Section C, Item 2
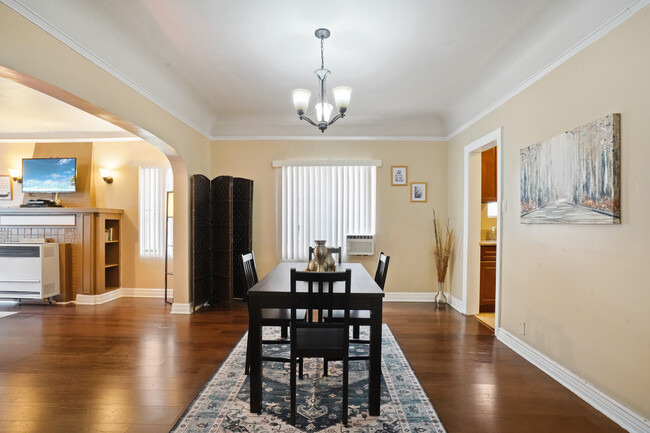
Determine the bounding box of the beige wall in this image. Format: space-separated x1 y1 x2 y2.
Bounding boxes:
0 141 170 289
447 6 650 418
211 140 447 293
0 3 212 304
0 142 34 206
93 141 170 289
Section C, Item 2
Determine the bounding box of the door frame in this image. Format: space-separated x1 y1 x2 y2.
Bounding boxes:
462 127 503 335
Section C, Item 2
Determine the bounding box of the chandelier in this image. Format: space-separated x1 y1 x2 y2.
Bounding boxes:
291 28 352 133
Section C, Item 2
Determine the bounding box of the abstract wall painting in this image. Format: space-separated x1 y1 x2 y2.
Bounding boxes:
410 182 427 202
520 113 620 224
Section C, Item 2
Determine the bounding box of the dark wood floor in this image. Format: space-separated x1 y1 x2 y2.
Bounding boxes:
0 299 626 433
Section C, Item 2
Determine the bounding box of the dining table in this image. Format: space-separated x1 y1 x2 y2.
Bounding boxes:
247 261 385 416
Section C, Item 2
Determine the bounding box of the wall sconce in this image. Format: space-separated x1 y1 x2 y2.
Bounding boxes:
99 168 113 184
8 169 22 183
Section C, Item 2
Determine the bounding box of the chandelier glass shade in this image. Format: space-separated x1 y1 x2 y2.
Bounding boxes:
292 28 352 132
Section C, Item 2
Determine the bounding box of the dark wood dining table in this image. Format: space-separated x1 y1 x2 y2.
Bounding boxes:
247 262 384 416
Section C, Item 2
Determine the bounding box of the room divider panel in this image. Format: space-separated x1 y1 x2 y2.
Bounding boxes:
191 175 253 308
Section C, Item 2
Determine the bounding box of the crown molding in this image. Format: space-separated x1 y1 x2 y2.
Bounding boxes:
446 0 650 141
2 0 213 139
5 0 648 144
210 135 447 142
0 136 143 143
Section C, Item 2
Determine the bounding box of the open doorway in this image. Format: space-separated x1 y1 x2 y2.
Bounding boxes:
461 128 502 335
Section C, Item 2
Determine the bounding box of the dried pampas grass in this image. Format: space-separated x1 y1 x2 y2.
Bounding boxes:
433 210 455 283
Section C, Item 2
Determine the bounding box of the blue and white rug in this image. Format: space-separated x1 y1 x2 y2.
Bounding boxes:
172 324 446 433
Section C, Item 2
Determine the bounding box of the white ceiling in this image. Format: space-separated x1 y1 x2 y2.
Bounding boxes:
1 0 645 140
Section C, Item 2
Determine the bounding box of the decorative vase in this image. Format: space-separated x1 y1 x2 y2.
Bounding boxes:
434 281 447 307
307 259 318 272
324 249 336 272
314 240 328 272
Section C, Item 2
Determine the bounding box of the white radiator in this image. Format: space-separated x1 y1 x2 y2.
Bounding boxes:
0 243 60 300
346 235 374 256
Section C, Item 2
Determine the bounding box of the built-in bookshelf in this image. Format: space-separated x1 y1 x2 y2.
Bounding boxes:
101 215 121 292
0 208 123 301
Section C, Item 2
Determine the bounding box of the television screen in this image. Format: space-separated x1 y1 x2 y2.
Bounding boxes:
22 158 77 193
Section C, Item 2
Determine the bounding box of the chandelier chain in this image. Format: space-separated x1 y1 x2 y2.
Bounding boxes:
320 36 325 69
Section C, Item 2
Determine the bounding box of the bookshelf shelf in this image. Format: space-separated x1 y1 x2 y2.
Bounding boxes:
98 214 121 293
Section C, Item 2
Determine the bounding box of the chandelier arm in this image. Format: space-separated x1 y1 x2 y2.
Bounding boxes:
327 113 345 126
300 115 320 128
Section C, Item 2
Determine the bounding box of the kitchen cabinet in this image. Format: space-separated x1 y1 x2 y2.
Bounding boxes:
480 244 496 312
481 147 497 202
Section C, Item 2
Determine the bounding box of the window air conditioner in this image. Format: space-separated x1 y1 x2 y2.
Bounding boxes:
346 235 374 256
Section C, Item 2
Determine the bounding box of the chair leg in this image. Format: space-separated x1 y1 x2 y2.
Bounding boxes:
342 357 349 425
299 357 304 380
323 359 328 377
281 324 288 339
353 324 360 339
290 355 297 425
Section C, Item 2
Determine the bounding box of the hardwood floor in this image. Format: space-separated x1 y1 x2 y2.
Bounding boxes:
0 299 626 433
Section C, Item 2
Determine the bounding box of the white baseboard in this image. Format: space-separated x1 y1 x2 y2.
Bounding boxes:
171 302 193 314
120 288 173 298
498 329 650 433
448 294 465 314
383 292 435 302
76 289 121 305
75 288 173 305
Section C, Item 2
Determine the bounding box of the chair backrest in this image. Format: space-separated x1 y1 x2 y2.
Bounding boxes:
308 245 342 264
241 252 258 290
290 268 352 326
374 252 390 290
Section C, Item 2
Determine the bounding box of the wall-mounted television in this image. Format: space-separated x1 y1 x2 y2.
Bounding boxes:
22 158 77 193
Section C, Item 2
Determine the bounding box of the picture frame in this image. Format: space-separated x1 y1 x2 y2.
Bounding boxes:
410 182 427 202
0 175 12 200
391 166 408 186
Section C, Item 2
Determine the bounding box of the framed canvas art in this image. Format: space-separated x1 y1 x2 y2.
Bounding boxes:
520 113 620 224
410 182 427 202
391 166 408 186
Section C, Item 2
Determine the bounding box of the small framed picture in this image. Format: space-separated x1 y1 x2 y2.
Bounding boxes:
410 182 427 202
0 175 12 200
391 166 408 186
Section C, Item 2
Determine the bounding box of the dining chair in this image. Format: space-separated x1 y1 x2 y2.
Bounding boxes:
290 268 352 426
308 245 342 264
242 252 304 375
350 251 390 339
323 252 389 369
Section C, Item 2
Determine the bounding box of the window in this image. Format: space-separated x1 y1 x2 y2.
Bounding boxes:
487 201 498 218
139 166 173 258
279 162 377 260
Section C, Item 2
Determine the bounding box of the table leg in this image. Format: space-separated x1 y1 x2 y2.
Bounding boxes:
248 296 262 413
369 297 382 416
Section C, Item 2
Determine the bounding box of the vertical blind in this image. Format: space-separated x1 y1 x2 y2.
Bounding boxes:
281 165 376 260
139 166 173 258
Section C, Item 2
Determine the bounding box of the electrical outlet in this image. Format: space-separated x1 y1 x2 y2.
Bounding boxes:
501 200 508 213
520 321 526 336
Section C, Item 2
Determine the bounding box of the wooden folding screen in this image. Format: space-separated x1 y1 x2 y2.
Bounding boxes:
191 175 212 308
191 175 253 307
232 178 253 299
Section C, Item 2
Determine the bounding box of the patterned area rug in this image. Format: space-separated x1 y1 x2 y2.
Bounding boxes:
172 324 446 433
